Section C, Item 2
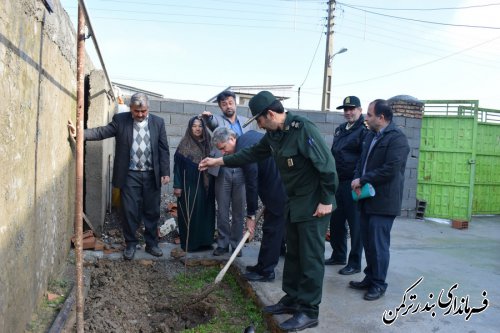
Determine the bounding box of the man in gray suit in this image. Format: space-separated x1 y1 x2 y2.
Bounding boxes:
68 93 170 260
201 90 250 256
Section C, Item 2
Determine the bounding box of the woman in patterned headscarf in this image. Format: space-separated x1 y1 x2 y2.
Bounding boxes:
173 116 215 252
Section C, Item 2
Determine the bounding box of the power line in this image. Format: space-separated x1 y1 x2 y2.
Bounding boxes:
113 77 228 88
299 26 325 87
99 0 324 13
337 2 500 11
68 15 324 32
338 3 500 30
334 35 500 87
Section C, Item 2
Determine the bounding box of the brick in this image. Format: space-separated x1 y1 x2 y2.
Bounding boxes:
151 112 170 125
304 112 327 123
161 101 183 113
148 99 161 112
204 104 220 113
170 114 193 125
184 102 205 114
406 117 422 128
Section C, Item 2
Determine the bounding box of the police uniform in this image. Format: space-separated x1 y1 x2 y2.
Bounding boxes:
223 112 338 319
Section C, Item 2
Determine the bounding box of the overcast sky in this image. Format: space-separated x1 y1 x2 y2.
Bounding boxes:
60 0 500 112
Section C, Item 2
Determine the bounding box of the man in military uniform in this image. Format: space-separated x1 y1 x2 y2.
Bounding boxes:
325 96 368 276
199 91 338 332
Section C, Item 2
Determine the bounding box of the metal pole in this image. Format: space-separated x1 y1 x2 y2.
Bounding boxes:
77 0 116 101
75 4 86 332
321 0 335 111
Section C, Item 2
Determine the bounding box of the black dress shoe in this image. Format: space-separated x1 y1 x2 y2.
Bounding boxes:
123 245 136 260
246 264 262 273
324 257 346 265
364 286 386 301
339 266 361 275
263 302 298 315
349 280 371 290
279 312 318 332
213 247 229 256
243 271 275 282
145 246 163 257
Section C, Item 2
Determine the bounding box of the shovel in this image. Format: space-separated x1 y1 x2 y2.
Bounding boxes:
179 208 263 308
178 231 250 308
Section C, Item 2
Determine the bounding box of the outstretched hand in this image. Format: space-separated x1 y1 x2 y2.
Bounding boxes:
198 157 223 171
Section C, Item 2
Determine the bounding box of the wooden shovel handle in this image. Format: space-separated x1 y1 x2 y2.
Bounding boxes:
214 231 250 284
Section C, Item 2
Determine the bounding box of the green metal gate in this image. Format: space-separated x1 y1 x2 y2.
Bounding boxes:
417 100 500 221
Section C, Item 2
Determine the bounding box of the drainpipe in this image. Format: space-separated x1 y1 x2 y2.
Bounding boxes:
75 3 86 332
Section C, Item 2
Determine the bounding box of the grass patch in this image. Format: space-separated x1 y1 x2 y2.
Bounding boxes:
175 267 266 333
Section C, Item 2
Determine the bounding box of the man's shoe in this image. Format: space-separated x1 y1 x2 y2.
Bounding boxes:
123 245 136 260
349 280 371 290
279 312 318 332
263 302 298 315
246 264 262 273
339 266 361 275
145 246 163 257
324 257 346 265
243 271 275 282
213 247 228 256
364 286 386 301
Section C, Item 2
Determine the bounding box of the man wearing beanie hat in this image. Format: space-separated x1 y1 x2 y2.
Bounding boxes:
199 91 338 332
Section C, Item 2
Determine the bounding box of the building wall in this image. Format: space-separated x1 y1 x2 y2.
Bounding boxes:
144 97 419 217
0 1 93 331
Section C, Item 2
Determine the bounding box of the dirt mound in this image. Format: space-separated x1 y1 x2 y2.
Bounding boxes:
82 259 259 332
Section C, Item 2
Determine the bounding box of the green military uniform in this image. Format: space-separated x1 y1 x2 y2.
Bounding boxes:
223 112 338 318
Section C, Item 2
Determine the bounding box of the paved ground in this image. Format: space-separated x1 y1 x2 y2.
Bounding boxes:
87 216 500 333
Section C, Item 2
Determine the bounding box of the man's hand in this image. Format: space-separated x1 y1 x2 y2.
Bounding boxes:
198 157 224 171
161 176 170 185
313 203 333 218
351 178 361 190
200 111 212 118
173 188 182 197
67 120 76 140
246 216 256 241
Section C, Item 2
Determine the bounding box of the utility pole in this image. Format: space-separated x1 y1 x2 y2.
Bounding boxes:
321 0 335 111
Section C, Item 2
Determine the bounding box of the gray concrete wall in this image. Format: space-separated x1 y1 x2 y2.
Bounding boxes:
0 1 93 331
85 70 115 234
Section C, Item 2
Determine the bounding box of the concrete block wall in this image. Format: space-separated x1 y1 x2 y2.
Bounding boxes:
85 70 115 234
389 95 424 218
0 1 94 332
146 98 420 219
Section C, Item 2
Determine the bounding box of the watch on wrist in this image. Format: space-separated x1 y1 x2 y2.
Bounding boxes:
247 215 255 220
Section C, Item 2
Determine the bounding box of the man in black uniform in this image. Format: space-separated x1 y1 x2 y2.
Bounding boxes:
325 96 368 276
211 127 287 282
199 91 338 332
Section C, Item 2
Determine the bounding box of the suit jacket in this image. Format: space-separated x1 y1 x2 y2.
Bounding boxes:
236 130 287 217
84 112 170 189
354 121 409 216
205 113 252 135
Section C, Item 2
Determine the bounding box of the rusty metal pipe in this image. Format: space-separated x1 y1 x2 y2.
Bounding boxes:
75 4 86 332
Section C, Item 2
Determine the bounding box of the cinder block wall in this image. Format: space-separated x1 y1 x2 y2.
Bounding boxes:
389 95 424 218
85 70 115 234
146 97 419 217
0 1 93 331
